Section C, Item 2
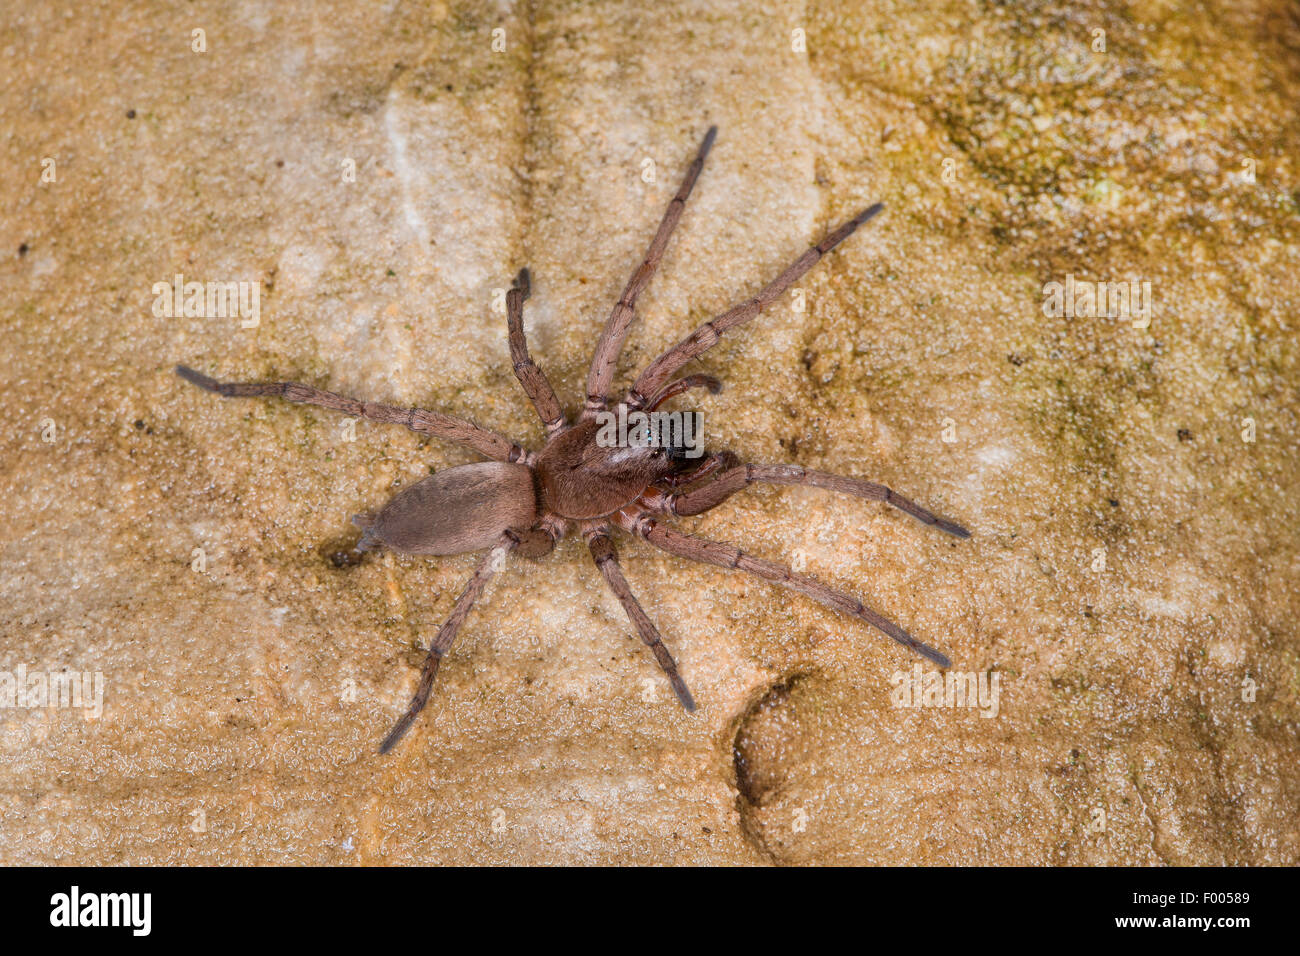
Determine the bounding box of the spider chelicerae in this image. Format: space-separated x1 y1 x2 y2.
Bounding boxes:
176 125 970 753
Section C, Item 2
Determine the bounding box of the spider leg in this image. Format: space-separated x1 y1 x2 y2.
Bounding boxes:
584 525 696 711
660 463 970 538
378 531 518 754
515 513 570 559
614 510 951 668
175 365 528 464
506 268 566 437
657 450 740 490
583 126 718 420
633 373 722 413
630 203 884 403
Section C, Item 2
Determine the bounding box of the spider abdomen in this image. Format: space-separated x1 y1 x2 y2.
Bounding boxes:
354 461 538 555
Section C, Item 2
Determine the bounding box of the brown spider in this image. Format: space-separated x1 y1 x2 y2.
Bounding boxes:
176 125 969 754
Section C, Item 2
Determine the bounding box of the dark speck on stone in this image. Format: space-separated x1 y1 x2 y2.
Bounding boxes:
18 243 28 256
126 109 136 119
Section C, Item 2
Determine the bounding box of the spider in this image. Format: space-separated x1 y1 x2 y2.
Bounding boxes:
176 125 970 754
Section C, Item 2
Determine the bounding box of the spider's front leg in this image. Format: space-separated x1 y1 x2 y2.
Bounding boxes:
630 203 885 403
583 126 719 419
651 450 739 492
626 373 722 413
658 463 970 537
613 510 952 668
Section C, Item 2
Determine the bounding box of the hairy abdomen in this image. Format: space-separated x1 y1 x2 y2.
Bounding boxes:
355 462 537 555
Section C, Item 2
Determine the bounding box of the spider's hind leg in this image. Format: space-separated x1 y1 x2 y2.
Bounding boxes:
174 365 525 463
584 525 696 711
378 531 519 754
506 269 566 437
515 526 556 559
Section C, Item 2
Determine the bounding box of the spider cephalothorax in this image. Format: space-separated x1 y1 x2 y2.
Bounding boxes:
176 125 969 753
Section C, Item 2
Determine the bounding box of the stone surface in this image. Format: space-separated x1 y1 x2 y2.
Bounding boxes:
1 0 1297 864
